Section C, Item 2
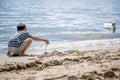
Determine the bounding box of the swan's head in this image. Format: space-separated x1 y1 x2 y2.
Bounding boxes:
112 22 115 28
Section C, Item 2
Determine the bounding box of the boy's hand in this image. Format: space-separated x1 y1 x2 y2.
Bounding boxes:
44 40 49 44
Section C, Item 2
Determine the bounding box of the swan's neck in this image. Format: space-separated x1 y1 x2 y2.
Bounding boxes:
112 23 115 28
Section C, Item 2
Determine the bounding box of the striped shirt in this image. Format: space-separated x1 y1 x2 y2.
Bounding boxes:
8 31 31 47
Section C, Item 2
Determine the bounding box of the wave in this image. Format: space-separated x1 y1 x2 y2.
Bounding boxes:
27 38 120 55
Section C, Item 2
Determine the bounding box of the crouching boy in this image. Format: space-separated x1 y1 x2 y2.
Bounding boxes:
7 23 49 56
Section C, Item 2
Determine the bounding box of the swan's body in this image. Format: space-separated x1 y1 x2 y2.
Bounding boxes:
104 22 115 29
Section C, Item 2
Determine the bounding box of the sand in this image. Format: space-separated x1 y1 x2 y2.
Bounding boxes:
0 47 120 80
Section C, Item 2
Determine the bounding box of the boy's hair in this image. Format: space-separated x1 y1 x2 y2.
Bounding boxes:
17 23 26 31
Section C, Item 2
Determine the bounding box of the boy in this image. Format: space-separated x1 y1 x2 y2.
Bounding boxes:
6 23 49 56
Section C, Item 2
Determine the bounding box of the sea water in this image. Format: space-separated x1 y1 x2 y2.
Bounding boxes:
0 0 120 54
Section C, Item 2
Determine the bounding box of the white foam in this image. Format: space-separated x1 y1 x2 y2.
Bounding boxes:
27 38 120 55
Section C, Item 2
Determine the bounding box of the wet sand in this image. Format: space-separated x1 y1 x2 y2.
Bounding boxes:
0 47 120 80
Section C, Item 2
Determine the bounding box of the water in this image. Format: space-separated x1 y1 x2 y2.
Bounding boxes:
0 0 120 54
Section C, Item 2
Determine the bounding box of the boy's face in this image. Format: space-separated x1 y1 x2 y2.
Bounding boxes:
24 27 27 31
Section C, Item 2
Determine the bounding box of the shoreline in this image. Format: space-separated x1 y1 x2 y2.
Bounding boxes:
26 38 120 55
1 38 120 55
0 47 120 80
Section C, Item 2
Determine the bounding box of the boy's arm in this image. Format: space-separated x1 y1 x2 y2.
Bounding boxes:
30 36 49 44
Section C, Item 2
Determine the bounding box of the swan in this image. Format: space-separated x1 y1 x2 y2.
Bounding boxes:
104 22 116 33
104 22 115 29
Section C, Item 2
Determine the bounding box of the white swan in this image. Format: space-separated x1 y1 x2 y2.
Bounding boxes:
104 22 116 32
104 22 115 29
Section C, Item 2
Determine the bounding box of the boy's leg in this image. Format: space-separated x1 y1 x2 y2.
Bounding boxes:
7 46 19 56
20 38 32 56
7 38 32 56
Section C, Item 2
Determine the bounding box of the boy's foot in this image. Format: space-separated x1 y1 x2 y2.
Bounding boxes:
6 52 11 56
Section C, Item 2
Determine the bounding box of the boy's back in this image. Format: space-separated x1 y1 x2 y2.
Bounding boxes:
8 31 31 47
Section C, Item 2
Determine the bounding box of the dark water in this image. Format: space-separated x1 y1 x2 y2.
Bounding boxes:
0 0 120 54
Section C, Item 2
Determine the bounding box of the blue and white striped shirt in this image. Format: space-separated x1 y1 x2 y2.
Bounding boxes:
8 31 31 47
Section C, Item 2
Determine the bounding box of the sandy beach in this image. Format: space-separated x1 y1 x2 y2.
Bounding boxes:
0 47 120 80
0 0 120 80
